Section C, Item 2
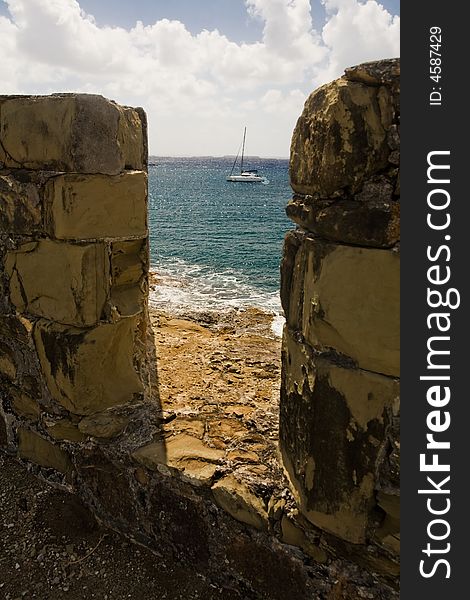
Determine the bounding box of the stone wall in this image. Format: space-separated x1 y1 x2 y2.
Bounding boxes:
0 90 399 598
0 93 149 475
280 59 400 558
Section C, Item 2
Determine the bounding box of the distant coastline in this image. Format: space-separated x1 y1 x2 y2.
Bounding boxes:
148 154 289 162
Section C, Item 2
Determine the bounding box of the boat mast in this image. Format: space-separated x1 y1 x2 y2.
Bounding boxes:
240 126 246 174
229 139 242 176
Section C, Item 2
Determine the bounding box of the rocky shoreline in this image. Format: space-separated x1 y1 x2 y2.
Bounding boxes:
148 305 285 492
148 270 285 339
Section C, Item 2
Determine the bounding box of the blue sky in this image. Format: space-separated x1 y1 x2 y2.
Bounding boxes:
82 0 399 32
0 0 399 40
0 1 400 156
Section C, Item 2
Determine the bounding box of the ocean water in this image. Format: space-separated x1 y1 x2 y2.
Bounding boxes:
148 157 293 329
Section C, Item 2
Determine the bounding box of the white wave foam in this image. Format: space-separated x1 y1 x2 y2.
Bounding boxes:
149 258 284 336
271 314 285 338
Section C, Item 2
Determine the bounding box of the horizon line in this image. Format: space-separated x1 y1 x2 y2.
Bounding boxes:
148 154 290 160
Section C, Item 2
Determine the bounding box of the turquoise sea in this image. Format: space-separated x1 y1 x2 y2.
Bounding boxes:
148 157 293 325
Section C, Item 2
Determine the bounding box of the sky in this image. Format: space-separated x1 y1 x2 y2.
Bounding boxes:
0 0 400 157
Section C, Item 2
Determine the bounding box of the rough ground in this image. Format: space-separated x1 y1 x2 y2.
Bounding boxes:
1 308 284 599
0 452 245 600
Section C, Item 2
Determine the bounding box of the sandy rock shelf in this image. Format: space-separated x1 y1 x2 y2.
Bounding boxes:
147 308 292 520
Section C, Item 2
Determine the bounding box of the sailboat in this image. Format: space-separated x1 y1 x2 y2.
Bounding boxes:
226 127 265 183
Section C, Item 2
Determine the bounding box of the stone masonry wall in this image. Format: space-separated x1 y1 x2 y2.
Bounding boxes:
0 91 399 599
280 59 400 556
0 93 149 475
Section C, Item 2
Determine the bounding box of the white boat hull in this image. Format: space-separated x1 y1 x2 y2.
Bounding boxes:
226 174 264 183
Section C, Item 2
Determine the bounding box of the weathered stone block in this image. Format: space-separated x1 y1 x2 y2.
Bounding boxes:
110 239 146 317
280 230 304 331
46 419 85 442
305 240 399 375
286 190 399 248
344 58 400 89
11 390 40 421
0 315 44 397
280 515 327 562
110 285 145 318
0 314 32 348
0 94 145 174
290 67 398 197
34 316 144 415
212 475 268 531
111 240 146 286
45 172 147 240
18 428 72 474
375 491 400 554
5 239 108 327
0 171 44 235
282 234 400 376
280 329 399 543
133 433 223 486
78 411 129 439
0 344 17 380
377 491 400 521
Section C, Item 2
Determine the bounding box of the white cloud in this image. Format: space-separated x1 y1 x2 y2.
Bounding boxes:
246 0 325 61
0 0 399 156
259 88 307 116
319 0 400 82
